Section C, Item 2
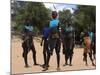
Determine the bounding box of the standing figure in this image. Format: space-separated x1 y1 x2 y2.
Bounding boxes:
88 31 96 60
92 32 96 60
62 21 75 66
40 24 50 68
83 31 95 66
43 11 61 71
22 18 38 67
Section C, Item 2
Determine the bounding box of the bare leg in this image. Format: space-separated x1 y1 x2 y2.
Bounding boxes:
31 44 38 65
83 53 88 66
22 42 29 67
89 53 95 66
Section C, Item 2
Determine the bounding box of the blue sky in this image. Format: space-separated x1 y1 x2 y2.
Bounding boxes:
44 3 77 13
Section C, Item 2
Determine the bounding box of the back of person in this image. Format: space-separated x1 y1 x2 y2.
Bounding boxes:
84 37 91 49
42 27 49 40
84 32 91 51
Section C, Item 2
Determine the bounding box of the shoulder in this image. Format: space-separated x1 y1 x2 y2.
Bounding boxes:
24 25 28 29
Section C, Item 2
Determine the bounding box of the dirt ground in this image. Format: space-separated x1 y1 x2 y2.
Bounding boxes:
11 37 96 74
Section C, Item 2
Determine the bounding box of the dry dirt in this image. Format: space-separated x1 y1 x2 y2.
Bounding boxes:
11 37 96 74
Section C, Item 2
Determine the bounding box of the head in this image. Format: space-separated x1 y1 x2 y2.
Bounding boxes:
84 31 89 37
25 18 31 26
52 11 58 19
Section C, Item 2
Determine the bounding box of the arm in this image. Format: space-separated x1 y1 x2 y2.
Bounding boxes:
40 29 44 46
21 26 26 40
57 22 62 39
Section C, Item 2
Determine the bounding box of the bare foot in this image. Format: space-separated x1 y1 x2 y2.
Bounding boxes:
69 64 72 66
25 65 30 68
40 64 46 68
85 63 88 66
57 67 60 71
63 63 68 66
92 63 96 66
34 63 40 66
42 67 48 71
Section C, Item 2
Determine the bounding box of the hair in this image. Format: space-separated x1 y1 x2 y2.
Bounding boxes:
84 32 89 37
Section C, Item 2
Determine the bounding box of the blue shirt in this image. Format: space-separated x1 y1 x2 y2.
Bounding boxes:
89 32 93 42
42 27 50 39
65 25 73 32
49 19 59 28
25 26 33 32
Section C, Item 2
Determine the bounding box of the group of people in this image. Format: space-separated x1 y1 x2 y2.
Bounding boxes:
21 11 96 71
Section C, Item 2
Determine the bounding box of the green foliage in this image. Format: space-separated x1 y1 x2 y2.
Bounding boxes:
74 5 96 32
11 1 96 36
12 1 51 34
59 9 72 24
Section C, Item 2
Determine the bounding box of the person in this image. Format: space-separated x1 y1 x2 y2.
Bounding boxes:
62 21 75 66
40 24 50 68
22 18 38 67
92 32 96 60
83 31 95 66
43 11 61 71
88 30 96 60
88 30 93 43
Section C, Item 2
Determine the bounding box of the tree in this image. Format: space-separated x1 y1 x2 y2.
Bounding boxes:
11 1 51 34
59 9 72 24
73 5 96 32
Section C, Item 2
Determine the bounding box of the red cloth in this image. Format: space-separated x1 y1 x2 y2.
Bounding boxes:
84 37 91 49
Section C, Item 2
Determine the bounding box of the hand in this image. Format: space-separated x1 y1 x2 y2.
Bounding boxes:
40 43 42 46
63 49 65 54
49 50 53 55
